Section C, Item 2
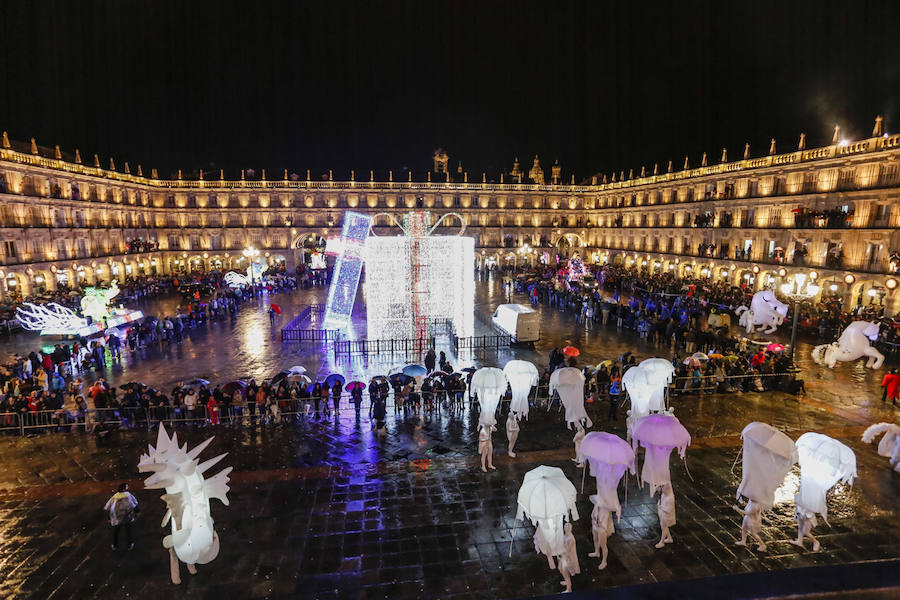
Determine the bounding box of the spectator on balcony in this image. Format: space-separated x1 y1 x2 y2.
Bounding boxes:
889 251 900 273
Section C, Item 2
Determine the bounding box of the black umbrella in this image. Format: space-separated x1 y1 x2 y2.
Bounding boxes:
388 373 412 386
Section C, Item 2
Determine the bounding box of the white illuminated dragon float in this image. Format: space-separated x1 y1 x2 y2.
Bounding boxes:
735 290 788 334
139 425 232 584
16 302 88 333
811 321 884 369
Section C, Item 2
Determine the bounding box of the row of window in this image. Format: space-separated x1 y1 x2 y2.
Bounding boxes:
3 156 899 211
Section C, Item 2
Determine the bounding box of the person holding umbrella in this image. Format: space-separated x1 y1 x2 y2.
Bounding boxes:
369 380 387 436
346 381 365 418
331 381 342 416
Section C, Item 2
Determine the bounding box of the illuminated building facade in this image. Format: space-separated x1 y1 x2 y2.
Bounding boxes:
1 117 899 312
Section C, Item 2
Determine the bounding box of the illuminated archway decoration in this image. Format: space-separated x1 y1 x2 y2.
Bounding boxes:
323 211 373 329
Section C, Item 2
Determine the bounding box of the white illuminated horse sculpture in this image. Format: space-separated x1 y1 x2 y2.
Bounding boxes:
811 321 884 369
735 290 788 334
862 423 900 472
139 425 232 584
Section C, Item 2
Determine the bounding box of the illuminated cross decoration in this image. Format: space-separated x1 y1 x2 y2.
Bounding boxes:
322 211 373 329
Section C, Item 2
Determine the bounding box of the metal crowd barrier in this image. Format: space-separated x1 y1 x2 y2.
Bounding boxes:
0 373 802 437
281 304 334 342
452 334 514 350
333 337 437 358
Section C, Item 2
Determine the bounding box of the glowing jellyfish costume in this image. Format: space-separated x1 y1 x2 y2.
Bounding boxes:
503 360 539 420
550 367 591 429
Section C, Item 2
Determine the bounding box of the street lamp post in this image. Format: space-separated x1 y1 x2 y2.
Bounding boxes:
242 246 260 286
780 272 820 363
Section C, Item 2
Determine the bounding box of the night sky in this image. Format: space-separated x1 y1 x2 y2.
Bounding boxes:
1 0 898 181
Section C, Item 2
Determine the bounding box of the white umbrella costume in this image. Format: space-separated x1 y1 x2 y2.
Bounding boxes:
637 358 676 412
632 413 691 548
471 367 508 429
623 359 675 440
793 432 857 550
515 466 579 587
503 360 539 420
580 432 636 569
733 422 797 551
622 366 653 440
549 367 592 429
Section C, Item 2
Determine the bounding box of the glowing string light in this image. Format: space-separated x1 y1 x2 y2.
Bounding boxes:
323 211 372 329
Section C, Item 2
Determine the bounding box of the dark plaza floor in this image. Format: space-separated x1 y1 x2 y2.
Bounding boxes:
0 278 898 599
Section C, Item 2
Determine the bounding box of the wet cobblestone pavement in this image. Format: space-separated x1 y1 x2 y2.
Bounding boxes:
0 277 898 598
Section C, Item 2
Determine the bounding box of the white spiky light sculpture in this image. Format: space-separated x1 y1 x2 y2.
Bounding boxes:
139 424 232 584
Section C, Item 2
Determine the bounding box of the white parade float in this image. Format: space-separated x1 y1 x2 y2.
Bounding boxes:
735 290 789 334
811 321 885 369
862 423 900 472
16 280 142 336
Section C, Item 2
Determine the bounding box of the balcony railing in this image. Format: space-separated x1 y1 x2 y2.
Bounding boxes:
594 246 894 276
